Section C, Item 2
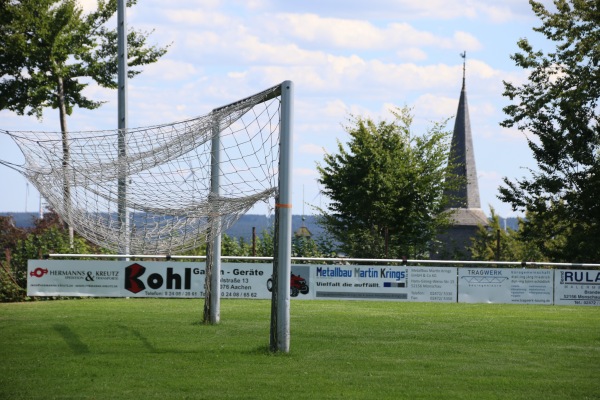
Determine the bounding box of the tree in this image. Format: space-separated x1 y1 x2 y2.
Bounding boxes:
499 0 600 262
1 210 100 302
0 216 27 252
469 207 545 262
0 216 28 302
317 107 459 259
0 0 168 122
0 0 169 239
292 236 324 260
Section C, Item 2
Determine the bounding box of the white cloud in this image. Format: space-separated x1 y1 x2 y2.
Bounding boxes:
260 0 547 22
322 100 350 119
143 59 198 81
299 144 326 156
367 61 459 90
238 0 268 10
164 9 231 26
397 48 428 61
78 0 98 14
473 102 496 118
180 31 222 50
468 59 499 80
80 82 114 103
276 14 384 49
163 0 222 12
227 71 247 79
478 5 516 23
294 167 319 177
270 14 482 52
496 126 530 143
414 94 457 120
478 169 503 185
452 31 482 51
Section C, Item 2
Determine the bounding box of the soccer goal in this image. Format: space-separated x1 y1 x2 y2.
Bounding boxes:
1 81 294 352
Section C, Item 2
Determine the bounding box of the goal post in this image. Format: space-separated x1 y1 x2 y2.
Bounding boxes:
204 81 294 351
270 81 293 352
0 80 295 352
204 118 222 325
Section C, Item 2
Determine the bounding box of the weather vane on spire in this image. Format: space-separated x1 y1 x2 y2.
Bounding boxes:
460 51 466 82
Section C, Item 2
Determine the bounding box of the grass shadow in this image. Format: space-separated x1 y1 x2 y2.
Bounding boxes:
53 324 90 354
244 344 291 357
117 324 158 353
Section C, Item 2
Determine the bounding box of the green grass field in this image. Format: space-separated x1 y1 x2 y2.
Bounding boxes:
1 299 599 399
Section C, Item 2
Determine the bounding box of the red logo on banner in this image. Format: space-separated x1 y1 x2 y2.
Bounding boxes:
125 263 146 294
30 268 49 278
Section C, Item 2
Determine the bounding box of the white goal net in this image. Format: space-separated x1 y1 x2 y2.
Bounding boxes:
1 83 288 255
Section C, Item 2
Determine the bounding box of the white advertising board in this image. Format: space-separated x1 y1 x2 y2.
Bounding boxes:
554 270 600 306
220 263 273 299
407 267 457 302
27 260 277 299
458 268 553 304
310 265 457 302
28 260 206 298
27 261 598 306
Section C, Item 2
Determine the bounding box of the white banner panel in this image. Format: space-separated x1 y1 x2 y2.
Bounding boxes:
220 263 272 299
28 260 205 298
408 267 457 303
220 264 312 299
27 260 284 299
27 261 597 306
309 265 457 302
458 268 553 304
312 265 408 301
554 270 600 306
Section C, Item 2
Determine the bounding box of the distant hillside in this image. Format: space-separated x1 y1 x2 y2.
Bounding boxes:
501 217 520 231
224 215 327 242
0 212 327 242
1 212 39 228
0 212 519 240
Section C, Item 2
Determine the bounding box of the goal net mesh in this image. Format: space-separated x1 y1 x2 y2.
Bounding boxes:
1 84 283 254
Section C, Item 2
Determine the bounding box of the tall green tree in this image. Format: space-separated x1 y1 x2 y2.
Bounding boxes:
1 210 100 302
469 207 546 262
0 0 168 123
317 107 459 259
499 0 600 262
1 0 168 240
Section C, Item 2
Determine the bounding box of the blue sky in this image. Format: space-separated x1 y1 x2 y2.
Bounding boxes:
0 0 554 217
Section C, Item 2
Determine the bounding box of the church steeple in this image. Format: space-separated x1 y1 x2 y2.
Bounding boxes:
462 50 466 84
436 52 488 260
446 51 482 210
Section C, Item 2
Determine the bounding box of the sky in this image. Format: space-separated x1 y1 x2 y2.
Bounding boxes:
0 0 555 218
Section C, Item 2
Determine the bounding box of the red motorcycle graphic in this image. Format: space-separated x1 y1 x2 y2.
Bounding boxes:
266 273 309 297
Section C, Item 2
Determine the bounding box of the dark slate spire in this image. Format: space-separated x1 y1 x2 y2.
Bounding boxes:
446 52 482 209
443 52 488 227
435 53 488 259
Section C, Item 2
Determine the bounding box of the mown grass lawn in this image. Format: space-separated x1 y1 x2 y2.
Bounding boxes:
1 299 599 399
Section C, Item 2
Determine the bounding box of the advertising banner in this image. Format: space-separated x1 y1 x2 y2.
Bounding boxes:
458 268 553 304
27 260 292 299
26 260 598 306
309 265 457 302
554 270 600 306
223 264 312 300
407 267 457 303
220 263 272 299
28 260 206 298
